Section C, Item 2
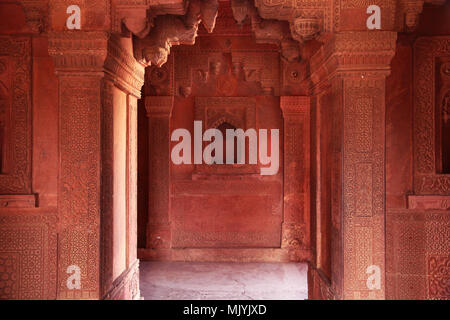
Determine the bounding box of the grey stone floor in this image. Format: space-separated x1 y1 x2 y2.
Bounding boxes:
140 261 308 300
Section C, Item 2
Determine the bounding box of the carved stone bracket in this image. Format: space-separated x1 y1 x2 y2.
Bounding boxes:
132 0 219 67
400 0 425 31
254 0 328 41
398 0 447 32
18 0 48 34
133 15 200 67
133 0 304 67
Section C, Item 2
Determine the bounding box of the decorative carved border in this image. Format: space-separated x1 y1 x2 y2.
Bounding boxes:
408 195 450 210
342 78 386 299
413 37 450 195
0 209 58 300
56 75 103 300
386 209 449 300
0 37 32 194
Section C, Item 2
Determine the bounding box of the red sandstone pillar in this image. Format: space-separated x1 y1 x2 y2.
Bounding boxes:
48 31 108 299
101 36 144 300
145 96 174 256
313 31 397 299
280 97 311 261
48 32 144 300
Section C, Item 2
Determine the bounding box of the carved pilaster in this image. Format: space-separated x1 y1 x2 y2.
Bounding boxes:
0 37 32 195
337 33 395 300
310 31 397 300
145 96 174 251
280 96 311 261
48 31 108 300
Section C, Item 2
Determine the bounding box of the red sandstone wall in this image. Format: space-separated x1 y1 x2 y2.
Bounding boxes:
385 3 450 300
0 3 139 299
0 3 59 299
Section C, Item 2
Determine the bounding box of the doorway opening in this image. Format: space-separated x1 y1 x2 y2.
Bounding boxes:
136 0 310 299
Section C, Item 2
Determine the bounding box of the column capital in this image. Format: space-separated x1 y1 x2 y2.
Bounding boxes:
310 31 398 86
104 35 145 99
280 96 310 117
48 31 109 74
145 96 174 117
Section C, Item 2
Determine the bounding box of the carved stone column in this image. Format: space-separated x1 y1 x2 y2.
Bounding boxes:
101 35 145 300
48 31 108 299
312 31 397 299
280 96 310 261
145 96 174 256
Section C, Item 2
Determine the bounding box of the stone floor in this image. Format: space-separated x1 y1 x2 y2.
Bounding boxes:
140 261 308 300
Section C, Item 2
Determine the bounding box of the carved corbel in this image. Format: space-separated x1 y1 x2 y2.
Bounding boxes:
201 0 219 33
399 0 447 32
231 0 249 26
19 0 48 33
134 15 199 67
253 19 285 44
123 13 153 39
247 2 301 63
184 0 219 33
401 0 425 31
254 0 297 20
281 39 301 63
132 0 219 67
290 17 321 43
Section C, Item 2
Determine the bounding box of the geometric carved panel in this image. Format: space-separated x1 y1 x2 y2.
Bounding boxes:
413 37 450 195
0 37 32 194
0 253 19 300
0 210 57 299
342 78 385 299
427 255 450 300
386 210 450 300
